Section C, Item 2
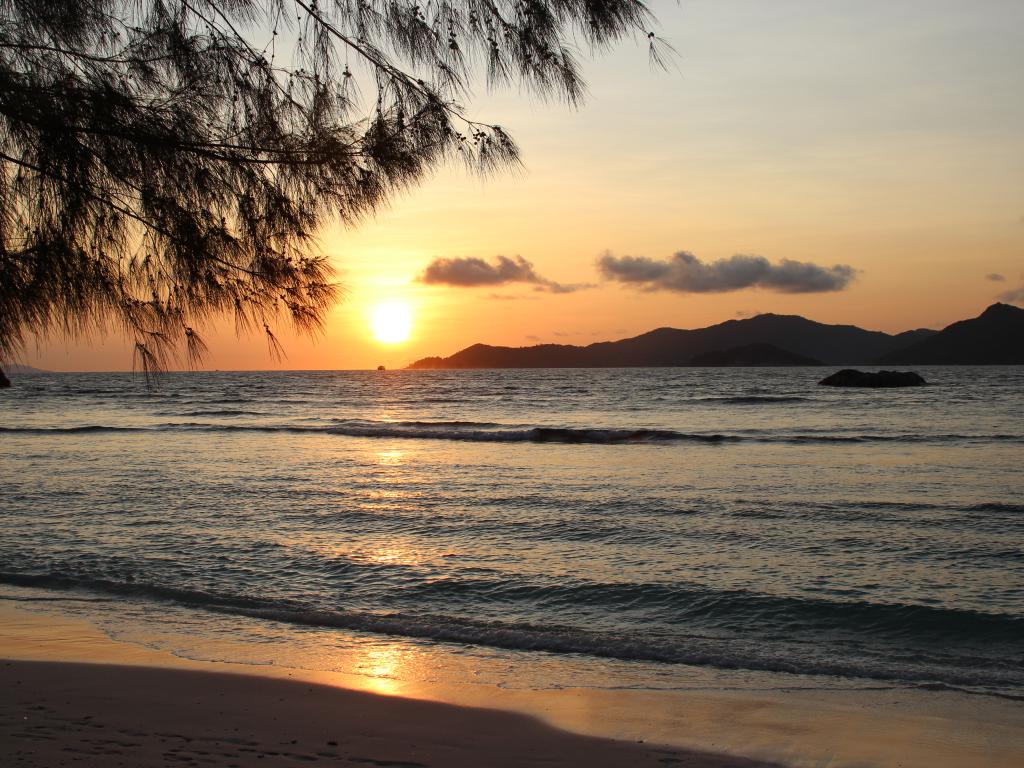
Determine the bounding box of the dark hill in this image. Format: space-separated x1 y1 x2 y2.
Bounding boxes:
878 303 1024 364
690 343 822 366
0 362 49 385
408 312 940 369
418 342 590 368
2 363 49 374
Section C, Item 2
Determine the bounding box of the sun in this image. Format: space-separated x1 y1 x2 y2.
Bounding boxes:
370 300 413 344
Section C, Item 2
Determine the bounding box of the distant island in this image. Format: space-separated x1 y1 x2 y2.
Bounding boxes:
689 343 822 367
409 303 1024 368
0 363 50 374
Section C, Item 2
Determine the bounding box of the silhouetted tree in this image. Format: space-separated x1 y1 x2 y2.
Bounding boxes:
0 0 669 376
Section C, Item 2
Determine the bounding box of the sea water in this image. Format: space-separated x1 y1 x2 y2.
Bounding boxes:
0 367 1021 700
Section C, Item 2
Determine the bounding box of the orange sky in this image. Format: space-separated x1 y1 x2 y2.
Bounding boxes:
17 1 1024 371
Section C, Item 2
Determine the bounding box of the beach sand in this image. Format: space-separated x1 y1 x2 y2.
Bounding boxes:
0 604 773 768
1 660 773 768
2 603 1022 767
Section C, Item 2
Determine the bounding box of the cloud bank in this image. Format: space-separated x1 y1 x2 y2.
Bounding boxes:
987 273 1006 282
597 251 856 293
419 255 583 294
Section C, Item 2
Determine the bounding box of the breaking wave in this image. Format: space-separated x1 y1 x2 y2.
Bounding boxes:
0 570 1020 695
1 421 1020 446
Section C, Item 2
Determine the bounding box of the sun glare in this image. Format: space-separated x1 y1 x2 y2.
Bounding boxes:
370 301 413 344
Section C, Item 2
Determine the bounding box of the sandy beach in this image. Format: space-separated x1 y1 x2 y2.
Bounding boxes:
2 659 774 768
3 602 1023 768
0 603 772 768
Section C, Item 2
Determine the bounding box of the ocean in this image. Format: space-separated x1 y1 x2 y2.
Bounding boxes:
1 367 1021 701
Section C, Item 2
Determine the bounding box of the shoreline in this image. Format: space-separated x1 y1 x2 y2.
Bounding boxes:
3 660 772 768
0 604 773 767
3 601 1024 767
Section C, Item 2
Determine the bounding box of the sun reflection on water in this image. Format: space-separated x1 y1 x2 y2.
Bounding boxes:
376 449 404 466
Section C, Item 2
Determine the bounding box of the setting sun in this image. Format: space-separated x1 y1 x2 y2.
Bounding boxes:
370 301 413 344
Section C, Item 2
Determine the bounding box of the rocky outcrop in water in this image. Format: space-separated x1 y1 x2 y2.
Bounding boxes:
819 369 926 387
0 368 10 388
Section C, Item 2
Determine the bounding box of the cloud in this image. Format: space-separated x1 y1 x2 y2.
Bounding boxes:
420 255 537 286
487 293 538 301
540 280 589 294
998 285 1024 303
597 251 856 294
987 273 1006 282
419 255 585 294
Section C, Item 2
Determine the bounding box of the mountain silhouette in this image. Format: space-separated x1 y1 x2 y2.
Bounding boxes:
1 363 49 374
408 311 942 369
877 303 1024 364
690 343 822 366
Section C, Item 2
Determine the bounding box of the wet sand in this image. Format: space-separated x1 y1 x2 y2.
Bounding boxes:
2 603 1022 767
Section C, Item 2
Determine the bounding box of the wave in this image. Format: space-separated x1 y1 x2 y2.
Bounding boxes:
325 425 728 444
0 570 1020 694
0 425 141 434
696 395 810 404
383 420 507 428
2 421 1021 446
964 502 1024 514
173 409 266 417
0 594 116 603
0 423 732 444
388 574 1024 646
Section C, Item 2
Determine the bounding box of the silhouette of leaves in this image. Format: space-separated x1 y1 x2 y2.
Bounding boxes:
0 1 666 373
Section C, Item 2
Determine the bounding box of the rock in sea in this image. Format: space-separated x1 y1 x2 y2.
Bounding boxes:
0 369 10 388
819 369 926 388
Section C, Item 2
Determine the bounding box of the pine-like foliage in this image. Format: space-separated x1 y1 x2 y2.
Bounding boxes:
0 1 668 372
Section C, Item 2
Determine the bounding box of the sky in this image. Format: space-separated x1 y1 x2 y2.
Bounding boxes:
21 0 1024 371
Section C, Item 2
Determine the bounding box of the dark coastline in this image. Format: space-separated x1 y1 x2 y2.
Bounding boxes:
408 303 1022 369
